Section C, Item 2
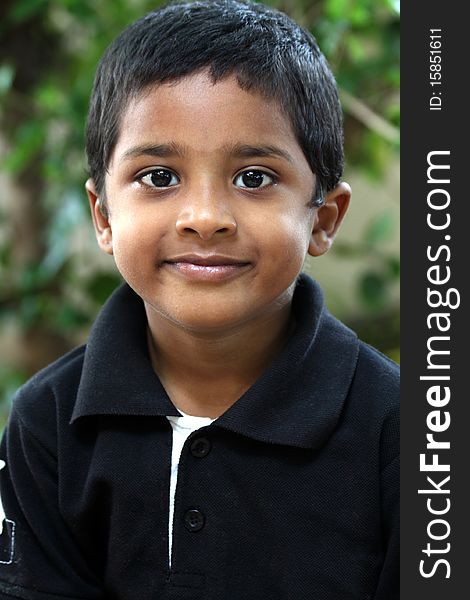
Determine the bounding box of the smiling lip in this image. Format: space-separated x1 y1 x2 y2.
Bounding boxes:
163 254 251 282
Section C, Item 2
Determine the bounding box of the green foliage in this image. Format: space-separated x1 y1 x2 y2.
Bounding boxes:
7 0 49 23
334 209 399 313
0 64 14 96
364 212 395 245
0 0 400 412
3 120 46 173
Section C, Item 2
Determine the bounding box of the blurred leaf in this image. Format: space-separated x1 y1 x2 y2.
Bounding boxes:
386 256 400 279
36 83 64 111
7 0 50 24
359 272 386 309
0 242 11 266
54 302 89 329
386 0 400 14
43 190 87 276
0 64 15 97
2 121 46 173
364 212 395 244
18 263 47 292
86 273 122 304
18 294 47 328
346 34 366 62
332 241 364 259
324 0 349 22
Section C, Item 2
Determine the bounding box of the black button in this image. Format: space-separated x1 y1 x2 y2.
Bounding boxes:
190 437 211 458
184 509 205 532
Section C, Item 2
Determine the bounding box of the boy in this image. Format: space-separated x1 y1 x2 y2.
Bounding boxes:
0 1 399 598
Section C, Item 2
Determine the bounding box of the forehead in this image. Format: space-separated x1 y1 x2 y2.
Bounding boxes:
110 72 308 168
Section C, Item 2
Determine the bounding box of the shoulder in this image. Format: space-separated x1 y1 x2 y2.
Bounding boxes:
14 344 86 410
318 304 399 412
317 305 399 468
9 345 86 455
355 341 400 398
351 340 400 469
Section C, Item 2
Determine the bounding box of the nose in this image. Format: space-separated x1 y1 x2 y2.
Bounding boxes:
175 188 237 240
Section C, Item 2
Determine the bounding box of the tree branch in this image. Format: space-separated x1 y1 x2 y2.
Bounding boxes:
340 88 399 144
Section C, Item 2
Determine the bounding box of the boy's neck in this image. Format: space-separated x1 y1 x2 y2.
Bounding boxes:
145 304 294 419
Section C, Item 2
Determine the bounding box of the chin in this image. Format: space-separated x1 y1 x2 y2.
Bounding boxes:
177 312 245 334
156 301 252 334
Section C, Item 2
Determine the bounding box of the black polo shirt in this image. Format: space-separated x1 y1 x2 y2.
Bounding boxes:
0 274 399 600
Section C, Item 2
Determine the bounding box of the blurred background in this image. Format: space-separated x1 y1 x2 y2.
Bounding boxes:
0 0 400 426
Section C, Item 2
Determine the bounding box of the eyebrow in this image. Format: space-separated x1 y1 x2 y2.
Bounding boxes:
227 144 294 164
119 142 294 164
120 143 185 163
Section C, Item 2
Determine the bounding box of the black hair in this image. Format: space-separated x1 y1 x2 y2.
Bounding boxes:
85 0 344 208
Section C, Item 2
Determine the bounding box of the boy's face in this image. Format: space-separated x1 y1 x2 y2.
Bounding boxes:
87 72 349 334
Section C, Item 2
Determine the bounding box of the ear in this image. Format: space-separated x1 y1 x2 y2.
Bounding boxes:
85 179 113 255
308 182 351 257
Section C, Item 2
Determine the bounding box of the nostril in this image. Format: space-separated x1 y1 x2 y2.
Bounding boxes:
181 226 203 236
176 214 237 239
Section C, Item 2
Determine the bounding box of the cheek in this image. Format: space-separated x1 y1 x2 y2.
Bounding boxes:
263 213 312 268
274 211 310 262
109 218 159 276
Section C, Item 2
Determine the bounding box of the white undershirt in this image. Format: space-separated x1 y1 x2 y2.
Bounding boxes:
166 410 215 566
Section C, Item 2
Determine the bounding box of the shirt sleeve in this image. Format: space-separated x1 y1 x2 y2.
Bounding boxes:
373 453 400 600
0 401 103 600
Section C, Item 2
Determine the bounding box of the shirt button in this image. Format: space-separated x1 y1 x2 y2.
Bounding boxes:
184 509 205 532
190 437 211 458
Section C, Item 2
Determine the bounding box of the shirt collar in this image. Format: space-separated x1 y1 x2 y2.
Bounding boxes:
71 274 359 450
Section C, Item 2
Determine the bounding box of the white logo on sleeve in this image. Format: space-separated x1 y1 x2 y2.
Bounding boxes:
0 460 6 533
0 459 16 565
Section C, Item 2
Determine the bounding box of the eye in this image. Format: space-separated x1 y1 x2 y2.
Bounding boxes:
233 170 276 189
139 168 180 188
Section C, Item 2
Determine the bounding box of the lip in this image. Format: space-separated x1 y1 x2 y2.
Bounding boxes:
163 254 252 282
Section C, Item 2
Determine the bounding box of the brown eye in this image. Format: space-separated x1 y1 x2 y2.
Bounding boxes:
140 168 179 188
234 170 275 189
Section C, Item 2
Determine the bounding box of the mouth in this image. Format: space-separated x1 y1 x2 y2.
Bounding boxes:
162 254 252 282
